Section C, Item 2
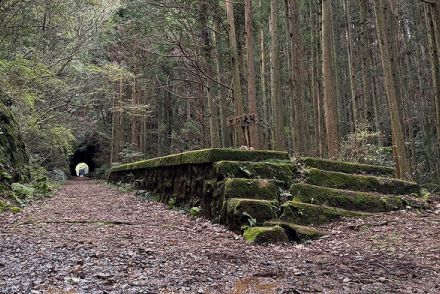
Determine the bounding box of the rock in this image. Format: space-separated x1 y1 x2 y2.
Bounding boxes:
0 90 29 191
243 226 289 244
280 201 369 225
226 198 277 230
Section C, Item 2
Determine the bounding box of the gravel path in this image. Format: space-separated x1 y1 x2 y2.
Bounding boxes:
0 179 439 293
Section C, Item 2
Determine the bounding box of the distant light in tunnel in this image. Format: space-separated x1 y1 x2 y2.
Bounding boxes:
75 162 89 177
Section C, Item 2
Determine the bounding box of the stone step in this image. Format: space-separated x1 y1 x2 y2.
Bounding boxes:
225 198 277 230
243 221 325 244
214 160 296 187
300 157 395 177
243 226 288 244
280 201 370 225
290 183 407 212
264 221 325 242
305 168 420 195
223 178 282 201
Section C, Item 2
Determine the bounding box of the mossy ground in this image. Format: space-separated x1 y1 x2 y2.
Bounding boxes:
243 225 288 244
291 183 406 212
281 201 370 225
305 168 420 195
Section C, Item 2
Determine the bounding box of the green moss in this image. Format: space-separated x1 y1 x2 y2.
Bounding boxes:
189 206 201 218
0 94 29 189
243 225 288 244
9 206 22 214
226 198 277 229
0 200 22 214
305 168 421 195
213 161 296 185
291 183 406 212
280 201 370 225
264 221 325 241
300 157 395 177
110 148 290 173
168 196 177 208
223 178 282 201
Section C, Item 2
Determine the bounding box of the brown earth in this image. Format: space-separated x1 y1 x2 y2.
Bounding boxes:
0 179 439 293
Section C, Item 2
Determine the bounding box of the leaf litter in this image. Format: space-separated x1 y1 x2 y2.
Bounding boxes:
0 179 439 293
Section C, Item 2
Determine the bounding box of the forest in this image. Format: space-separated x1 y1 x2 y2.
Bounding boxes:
0 0 439 186
1 0 440 292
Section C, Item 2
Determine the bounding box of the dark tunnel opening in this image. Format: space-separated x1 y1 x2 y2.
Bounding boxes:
69 143 100 177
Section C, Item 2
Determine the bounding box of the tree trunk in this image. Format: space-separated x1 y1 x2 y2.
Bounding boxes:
259 0 270 149
322 0 339 157
288 0 307 155
425 3 440 150
244 0 260 149
344 0 358 131
200 2 220 148
373 0 410 179
214 16 231 148
225 0 245 146
110 79 122 164
131 77 139 151
269 0 286 151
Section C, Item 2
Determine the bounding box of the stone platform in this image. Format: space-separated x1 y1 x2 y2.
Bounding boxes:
108 148 424 244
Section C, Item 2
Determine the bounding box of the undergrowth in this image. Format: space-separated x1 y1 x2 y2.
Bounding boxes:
0 165 64 214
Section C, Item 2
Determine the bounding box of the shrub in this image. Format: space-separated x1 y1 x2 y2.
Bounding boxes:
11 183 34 198
48 169 68 184
339 122 393 166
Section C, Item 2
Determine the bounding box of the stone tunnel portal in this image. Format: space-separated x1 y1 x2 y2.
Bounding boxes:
69 143 100 177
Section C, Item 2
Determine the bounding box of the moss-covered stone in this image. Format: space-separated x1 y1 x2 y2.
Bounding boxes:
223 178 282 200
213 160 297 186
264 221 325 241
305 168 420 195
111 148 289 173
9 206 22 214
226 198 277 230
300 157 395 177
0 90 29 188
280 201 370 225
291 183 406 212
243 225 288 244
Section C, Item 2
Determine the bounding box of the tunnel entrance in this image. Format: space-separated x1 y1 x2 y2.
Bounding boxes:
75 162 89 177
69 143 100 176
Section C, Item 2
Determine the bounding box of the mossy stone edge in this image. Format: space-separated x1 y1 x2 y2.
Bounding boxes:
300 157 395 177
281 201 370 225
223 178 282 201
214 160 296 186
264 220 325 241
243 225 289 244
226 198 277 229
305 168 421 195
111 148 290 173
291 183 407 212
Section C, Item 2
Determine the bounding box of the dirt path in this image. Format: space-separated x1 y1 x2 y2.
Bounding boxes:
0 179 439 293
